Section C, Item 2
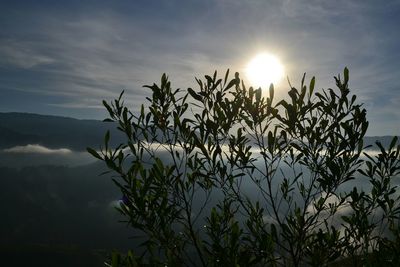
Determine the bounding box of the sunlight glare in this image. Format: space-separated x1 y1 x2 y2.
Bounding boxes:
246 53 284 89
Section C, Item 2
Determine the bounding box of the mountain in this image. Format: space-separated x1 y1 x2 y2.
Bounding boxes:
0 112 397 152
0 112 125 151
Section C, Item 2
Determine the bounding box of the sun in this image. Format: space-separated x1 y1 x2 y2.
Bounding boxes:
246 53 284 89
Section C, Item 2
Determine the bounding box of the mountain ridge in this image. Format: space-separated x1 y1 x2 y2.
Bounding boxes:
0 112 397 151
0 112 124 151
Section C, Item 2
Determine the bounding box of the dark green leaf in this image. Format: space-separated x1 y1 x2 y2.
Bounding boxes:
86 147 102 160
188 87 203 101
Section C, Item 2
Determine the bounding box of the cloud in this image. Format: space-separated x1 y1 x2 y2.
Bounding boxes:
0 39 54 69
3 144 72 154
46 102 104 109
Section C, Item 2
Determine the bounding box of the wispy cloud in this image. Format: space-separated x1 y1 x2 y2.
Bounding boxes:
0 39 54 69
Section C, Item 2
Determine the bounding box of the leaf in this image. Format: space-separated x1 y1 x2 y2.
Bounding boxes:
301 73 306 89
118 90 125 101
309 76 315 97
188 87 203 101
87 147 102 160
343 67 349 84
389 136 398 150
105 130 110 146
103 100 113 116
269 84 274 101
225 78 237 90
267 131 274 152
205 75 213 85
224 69 230 86
161 73 168 88
255 88 262 101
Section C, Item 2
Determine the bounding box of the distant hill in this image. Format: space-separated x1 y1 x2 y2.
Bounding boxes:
0 112 397 151
0 112 125 151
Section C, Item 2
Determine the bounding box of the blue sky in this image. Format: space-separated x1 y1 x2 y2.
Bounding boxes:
0 0 399 135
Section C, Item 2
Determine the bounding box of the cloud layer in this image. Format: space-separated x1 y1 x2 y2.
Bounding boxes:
3 144 72 154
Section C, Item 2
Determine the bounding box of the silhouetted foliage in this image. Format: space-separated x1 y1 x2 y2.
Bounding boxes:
90 69 400 266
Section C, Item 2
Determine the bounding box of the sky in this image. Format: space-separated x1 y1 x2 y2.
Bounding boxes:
0 0 399 136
